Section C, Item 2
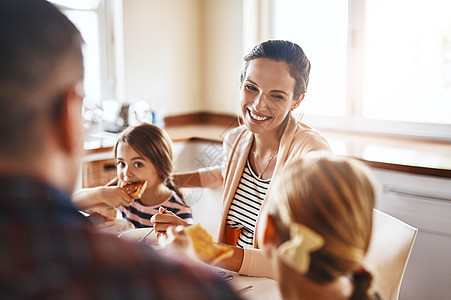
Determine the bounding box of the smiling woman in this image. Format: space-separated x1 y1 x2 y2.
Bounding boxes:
240 58 302 138
154 40 331 278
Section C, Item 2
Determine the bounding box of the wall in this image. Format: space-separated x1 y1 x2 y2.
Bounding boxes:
201 0 243 115
122 0 202 115
122 0 243 117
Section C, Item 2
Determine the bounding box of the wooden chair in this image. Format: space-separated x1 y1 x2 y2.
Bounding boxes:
80 158 118 219
364 209 418 300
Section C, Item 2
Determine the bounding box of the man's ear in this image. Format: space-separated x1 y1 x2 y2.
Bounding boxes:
291 93 305 110
54 83 84 155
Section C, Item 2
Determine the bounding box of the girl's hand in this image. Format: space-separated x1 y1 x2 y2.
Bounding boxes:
150 207 189 237
100 186 134 207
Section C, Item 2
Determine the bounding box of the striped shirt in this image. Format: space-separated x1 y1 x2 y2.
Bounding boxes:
226 160 271 248
118 191 193 228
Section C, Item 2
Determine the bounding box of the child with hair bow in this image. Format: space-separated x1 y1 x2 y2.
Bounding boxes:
258 153 382 300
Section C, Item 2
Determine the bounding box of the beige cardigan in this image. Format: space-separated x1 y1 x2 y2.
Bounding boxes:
200 116 331 277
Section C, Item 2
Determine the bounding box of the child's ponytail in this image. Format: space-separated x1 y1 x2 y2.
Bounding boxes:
350 267 375 300
165 177 184 201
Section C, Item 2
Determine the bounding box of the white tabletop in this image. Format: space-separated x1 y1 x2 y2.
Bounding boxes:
117 229 282 299
214 268 282 300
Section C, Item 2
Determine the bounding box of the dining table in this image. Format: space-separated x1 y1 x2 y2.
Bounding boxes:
213 267 282 300
116 227 282 299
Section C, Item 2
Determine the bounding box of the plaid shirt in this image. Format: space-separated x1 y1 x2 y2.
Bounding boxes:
0 176 241 299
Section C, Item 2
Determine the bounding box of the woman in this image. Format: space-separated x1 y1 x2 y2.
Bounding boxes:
258 154 380 299
152 40 330 277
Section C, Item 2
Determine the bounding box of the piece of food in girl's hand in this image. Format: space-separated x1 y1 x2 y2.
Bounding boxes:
119 180 147 199
185 223 233 265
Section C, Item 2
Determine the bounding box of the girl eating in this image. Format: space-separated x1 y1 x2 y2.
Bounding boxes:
73 123 193 228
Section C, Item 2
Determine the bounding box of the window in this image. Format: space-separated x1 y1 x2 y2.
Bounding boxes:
50 0 123 132
269 0 451 141
49 0 121 104
362 0 451 124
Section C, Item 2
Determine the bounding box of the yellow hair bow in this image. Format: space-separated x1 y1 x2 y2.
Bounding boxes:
278 223 324 274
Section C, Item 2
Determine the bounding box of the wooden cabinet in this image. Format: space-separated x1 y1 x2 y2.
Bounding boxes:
82 158 116 188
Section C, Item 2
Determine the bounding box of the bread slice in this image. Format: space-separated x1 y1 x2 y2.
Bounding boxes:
186 223 233 265
119 181 147 199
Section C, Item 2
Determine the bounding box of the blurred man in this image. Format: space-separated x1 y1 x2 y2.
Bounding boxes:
0 1 240 298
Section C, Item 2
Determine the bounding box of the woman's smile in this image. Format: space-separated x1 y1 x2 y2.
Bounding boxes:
247 108 272 122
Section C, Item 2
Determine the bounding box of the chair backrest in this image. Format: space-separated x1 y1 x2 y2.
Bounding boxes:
363 209 418 300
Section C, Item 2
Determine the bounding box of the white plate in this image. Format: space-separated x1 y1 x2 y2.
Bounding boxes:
94 218 134 236
118 227 158 246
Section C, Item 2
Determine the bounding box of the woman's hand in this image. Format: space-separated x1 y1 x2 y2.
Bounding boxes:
160 225 192 249
150 207 189 238
159 225 203 265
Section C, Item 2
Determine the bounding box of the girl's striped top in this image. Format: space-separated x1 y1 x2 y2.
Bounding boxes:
118 191 193 228
226 160 271 248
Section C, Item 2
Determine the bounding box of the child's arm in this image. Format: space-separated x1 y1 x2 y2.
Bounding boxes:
172 171 202 188
173 167 223 189
72 185 133 211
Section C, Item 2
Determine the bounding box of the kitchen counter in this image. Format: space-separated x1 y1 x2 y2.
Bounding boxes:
84 123 451 178
320 129 451 178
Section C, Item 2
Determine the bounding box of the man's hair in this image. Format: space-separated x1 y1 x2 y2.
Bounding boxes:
0 0 83 156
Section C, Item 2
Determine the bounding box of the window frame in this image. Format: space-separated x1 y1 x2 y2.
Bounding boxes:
51 0 123 103
256 0 451 141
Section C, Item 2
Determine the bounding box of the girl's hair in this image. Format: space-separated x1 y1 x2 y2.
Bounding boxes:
268 154 377 300
240 40 311 100
113 123 183 200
